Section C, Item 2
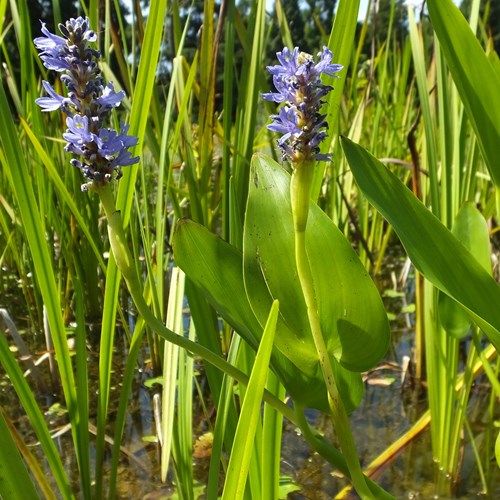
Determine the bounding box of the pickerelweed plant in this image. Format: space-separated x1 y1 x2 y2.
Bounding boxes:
264 46 381 498
32 17 307 497
34 17 392 497
173 47 392 498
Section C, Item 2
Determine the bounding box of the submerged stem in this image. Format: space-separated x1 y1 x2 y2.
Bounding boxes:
294 406 394 499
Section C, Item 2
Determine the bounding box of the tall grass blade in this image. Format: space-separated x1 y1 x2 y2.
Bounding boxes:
0 329 71 497
221 300 279 500
0 72 88 496
312 0 360 200
116 0 168 222
0 409 39 499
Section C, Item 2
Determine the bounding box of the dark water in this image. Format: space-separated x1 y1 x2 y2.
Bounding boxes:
1 256 500 499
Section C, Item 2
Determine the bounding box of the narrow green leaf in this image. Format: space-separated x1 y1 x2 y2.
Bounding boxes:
116 0 168 223
0 69 77 499
222 300 279 500
160 268 184 482
261 372 285 500
427 0 500 186
341 136 500 352
312 0 360 199
0 409 40 500
496 430 500 469
0 333 71 497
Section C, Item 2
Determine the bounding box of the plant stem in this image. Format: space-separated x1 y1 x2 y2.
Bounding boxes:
96 184 294 418
290 165 374 499
295 406 394 500
98 182 392 497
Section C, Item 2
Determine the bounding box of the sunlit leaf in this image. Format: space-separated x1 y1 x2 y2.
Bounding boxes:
173 218 348 412
427 0 500 186
341 136 500 352
245 154 390 372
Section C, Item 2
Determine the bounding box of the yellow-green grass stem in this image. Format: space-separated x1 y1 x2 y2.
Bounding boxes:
290 165 374 499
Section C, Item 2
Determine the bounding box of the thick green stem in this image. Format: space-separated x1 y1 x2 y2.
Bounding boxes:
97 184 294 419
290 167 374 499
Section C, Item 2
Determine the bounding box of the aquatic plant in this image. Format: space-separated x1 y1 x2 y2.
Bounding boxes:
34 17 139 191
174 45 392 498
1 0 499 498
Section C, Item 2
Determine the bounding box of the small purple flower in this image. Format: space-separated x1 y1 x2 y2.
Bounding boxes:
34 17 139 191
33 23 67 63
98 124 139 160
35 81 66 111
263 46 342 164
95 83 125 110
63 115 98 147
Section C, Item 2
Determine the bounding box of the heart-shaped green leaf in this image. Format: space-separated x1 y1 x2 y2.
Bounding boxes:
172 218 363 412
244 153 390 372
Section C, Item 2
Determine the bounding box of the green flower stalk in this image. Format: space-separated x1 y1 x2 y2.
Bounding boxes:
33 16 288 403
264 47 376 499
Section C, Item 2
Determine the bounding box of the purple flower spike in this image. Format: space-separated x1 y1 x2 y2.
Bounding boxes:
263 46 342 164
34 18 139 191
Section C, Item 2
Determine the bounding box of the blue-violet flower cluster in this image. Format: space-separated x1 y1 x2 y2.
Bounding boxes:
34 17 139 191
263 46 342 165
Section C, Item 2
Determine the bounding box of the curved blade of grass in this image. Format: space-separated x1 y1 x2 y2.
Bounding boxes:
0 406 55 499
0 73 84 497
426 0 500 187
341 136 500 351
116 0 168 222
0 408 39 499
221 300 279 500
0 333 71 497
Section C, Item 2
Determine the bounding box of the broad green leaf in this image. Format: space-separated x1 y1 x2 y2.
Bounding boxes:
341 136 500 352
427 0 500 186
172 219 363 413
245 154 390 372
439 203 491 338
